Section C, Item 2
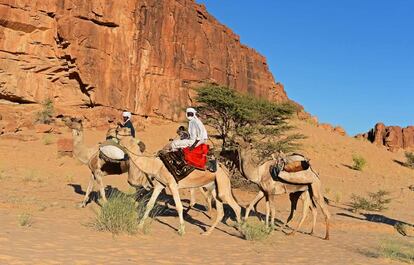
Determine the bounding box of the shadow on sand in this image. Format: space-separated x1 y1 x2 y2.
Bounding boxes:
337 212 413 228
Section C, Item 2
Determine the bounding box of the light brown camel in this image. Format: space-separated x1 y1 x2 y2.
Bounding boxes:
238 144 331 240
62 117 149 207
117 134 242 236
62 117 210 211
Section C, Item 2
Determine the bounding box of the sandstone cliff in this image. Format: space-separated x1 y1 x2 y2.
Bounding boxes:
0 0 288 120
356 122 414 152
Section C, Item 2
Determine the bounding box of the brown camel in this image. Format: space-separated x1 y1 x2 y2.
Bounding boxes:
117 134 242 236
238 144 331 240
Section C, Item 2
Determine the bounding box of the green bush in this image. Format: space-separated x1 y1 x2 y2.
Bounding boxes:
35 98 54 124
352 155 366 171
405 152 414 169
239 220 273 241
92 192 139 235
350 190 391 212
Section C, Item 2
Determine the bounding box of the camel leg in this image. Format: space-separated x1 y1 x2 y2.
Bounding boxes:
269 195 276 228
215 168 241 224
199 187 213 216
244 190 265 221
168 182 185 236
311 183 331 240
187 188 197 213
139 183 164 228
309 204 317 235
289 191 311 236
94 171 107 203
265 195 270 228
202 191 224 236
79 176 94 208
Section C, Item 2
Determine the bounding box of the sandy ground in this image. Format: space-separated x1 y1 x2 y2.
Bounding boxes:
0 117 413 264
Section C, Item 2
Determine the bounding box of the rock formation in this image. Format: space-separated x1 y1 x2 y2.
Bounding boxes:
356 122 414 151
0 0 288 120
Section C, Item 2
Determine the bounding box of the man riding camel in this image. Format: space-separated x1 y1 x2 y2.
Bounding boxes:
171 107 208 151
120 111 135 138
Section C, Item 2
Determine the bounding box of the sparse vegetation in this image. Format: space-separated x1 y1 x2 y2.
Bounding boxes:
350 190 391 212
92 192 139 235
334 191 342 203
91 190 162 235
35 98 54 124
405 152 414 169
352 154 366 171
42 134 54 145
18 213 33 227
379 239 414 263
239 220 273 241
22 171 43 183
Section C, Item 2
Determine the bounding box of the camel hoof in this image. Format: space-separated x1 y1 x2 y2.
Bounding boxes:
324 236 330 240
78 202 86 208
177 225 185 236
201 231 211 236
286 231 295 236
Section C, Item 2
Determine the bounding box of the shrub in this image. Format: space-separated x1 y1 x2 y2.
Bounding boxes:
350 190 391 212
352 155 366 171
92 192 139 235
35 98 54 124
405 152 414 169
18 213 33 227
91 190 162 235
239 220 273 241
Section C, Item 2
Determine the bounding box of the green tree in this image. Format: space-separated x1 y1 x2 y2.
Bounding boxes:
196 84 304 160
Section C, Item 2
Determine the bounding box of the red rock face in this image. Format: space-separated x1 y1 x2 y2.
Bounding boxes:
0 0 288 120
357 123 414 151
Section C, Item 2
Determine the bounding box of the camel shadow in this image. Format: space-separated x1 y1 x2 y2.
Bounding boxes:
337 212 414 227
341 163 356 170
393 159 408 168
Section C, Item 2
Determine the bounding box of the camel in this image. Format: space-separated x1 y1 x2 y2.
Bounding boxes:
62 117 149 207
117 134 242 236
238 144 331 240
62 117 211 211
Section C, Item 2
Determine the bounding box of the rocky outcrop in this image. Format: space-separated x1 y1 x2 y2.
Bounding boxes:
356 123 414 151
0 0 288 120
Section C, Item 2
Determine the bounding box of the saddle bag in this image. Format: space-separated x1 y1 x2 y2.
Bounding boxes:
99 140 129 163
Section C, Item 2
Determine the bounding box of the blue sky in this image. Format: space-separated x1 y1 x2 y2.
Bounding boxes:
196 0 414 135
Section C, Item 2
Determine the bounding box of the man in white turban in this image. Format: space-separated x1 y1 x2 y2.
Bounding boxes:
171 107 208 151
120 111 135 138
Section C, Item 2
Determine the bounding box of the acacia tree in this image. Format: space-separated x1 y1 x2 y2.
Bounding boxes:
196 84 304 160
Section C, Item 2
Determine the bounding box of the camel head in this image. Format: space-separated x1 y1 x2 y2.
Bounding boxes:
62 116 83 136
115 126 146 153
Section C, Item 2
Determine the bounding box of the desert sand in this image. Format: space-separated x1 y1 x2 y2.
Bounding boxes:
0 117 413 265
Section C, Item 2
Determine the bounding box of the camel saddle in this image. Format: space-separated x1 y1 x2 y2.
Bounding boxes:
158 148 217 182
270 154 310 181
99 140 129 163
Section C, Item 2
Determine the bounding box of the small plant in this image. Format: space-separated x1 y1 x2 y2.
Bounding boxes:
334 191 342 203
239 220 273 241
350 190 391 212
42 134 54 145
405 152 414 169
22 171 43 183
35 98 54 124
18 213 33 227
379 239 414 263
92 192 139 235
352 155 366 171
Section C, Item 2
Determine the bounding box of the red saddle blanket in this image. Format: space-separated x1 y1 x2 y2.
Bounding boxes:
183 144 209 169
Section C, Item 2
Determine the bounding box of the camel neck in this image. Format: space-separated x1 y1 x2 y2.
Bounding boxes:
239 148 260 184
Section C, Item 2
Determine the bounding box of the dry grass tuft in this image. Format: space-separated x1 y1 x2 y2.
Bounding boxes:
18 213 33 227
239 220 273 241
